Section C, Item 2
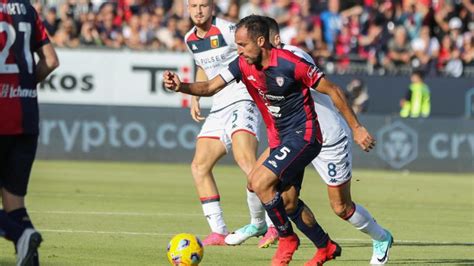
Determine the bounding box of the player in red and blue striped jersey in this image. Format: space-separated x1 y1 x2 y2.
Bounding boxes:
163 15 375 266
0 1 59 265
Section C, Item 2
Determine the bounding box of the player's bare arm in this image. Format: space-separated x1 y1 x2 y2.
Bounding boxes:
163 71 227 96
35 43 59 83
315 77 375 152
190 67 208 122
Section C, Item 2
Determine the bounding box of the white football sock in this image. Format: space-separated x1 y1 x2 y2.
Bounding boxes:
246 189 266 228
347 203 387 241
202 201 228 235
265 212 274 228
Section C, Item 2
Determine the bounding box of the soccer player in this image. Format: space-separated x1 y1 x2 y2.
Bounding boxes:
183 0 268 246
264 16 394 264
164 15 377 265
0 0 59 265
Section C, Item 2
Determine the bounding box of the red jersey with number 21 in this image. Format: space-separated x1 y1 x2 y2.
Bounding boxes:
0 0 50 135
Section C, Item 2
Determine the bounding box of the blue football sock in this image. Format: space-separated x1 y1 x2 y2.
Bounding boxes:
288 200 329 248
262 192 294 237
0 210 24 243
8 208 34 229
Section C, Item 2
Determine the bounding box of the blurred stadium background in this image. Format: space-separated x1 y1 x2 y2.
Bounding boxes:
2 0 473 265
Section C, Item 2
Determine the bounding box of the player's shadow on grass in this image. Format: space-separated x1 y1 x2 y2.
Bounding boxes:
301 241 474 248
0 258 15 266
390 258 474 264
299 242 474 265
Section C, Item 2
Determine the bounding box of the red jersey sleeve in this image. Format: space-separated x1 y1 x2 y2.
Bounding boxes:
32 7 50 50
294 59 324 89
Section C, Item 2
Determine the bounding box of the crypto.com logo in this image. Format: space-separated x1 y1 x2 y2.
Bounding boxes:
377 121 418 169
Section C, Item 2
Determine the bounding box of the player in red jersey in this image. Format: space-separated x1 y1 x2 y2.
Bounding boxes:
0 1 59 265
164 15 374 265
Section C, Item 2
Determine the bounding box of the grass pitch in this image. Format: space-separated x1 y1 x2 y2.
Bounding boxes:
0 161 472 265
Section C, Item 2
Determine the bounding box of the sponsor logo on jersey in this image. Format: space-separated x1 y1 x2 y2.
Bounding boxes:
0 84 37 98
210 35 219 48
276 77 284 87
191 44 198 50
266 94 285 101
307 65 318 78
247 75 256 81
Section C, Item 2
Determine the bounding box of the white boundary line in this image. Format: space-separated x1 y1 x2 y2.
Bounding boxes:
38 229 474 245
30 210 474 245
29 210 247 218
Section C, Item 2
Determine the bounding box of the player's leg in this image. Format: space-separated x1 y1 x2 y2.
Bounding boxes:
251 136 324 265
281 175 341 266
191 137 228 245
248 162 300 266
327 182 393 264
314 136 393 264
225 131 268 245
224 101 269 245
1 135 42 265
254 148 278 248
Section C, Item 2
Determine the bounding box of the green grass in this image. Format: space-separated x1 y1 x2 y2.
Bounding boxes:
0 161 473 265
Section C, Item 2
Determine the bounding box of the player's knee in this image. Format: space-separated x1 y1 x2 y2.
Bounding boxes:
190 160 211 180
331 202 354 219
247 173 269 195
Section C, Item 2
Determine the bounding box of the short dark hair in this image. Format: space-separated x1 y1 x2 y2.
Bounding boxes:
412 69 425 79
236 15 269 42
262 16 279 35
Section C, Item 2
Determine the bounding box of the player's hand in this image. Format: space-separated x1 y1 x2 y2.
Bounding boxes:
353 126 376 152
190 97 205 122
163 71 181 92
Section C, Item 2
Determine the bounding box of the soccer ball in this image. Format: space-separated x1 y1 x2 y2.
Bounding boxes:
167 233 204 266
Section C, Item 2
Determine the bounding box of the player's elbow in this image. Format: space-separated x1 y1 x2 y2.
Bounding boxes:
200 90 216 97
47 55 60 71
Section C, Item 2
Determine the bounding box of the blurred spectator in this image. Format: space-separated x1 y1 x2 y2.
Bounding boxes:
44 7 61 37
261 0 278 18
449 17 464 49
280 15 302 44
438 34 464 76
358 18 384 73
345 78 369 114
122 15 146 50
272 0 293 26
444 47 464 77
97 4 124 48
239 0 264 19
411 25 440 75
320 0 362 52
383 26 413 71
54 17 80 48
36 0 473 77
461 33 474 66
79 17 102 46
156 15 186 51
320 0 343 52
399 1 424 40
32 0 43 15
222 0 240 23
400 71 431 118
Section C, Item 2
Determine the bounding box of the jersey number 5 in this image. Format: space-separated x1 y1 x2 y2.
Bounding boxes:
0 21 33 74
